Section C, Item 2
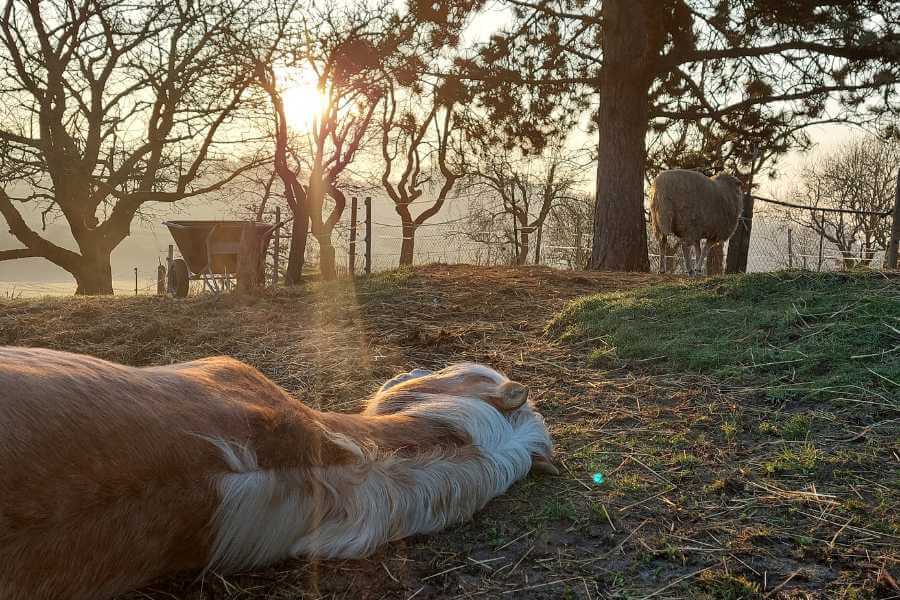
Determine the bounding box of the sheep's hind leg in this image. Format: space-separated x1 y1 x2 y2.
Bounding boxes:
680 240 694 276
696 240 707 275
658 235 668 274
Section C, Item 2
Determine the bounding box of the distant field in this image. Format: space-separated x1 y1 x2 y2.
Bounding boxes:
0 279 159 298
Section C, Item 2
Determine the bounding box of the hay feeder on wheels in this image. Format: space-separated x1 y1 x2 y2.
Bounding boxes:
163 220 277 297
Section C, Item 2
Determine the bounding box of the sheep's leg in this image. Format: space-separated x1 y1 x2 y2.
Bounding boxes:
680 240 694 276
697 240 708 275
658 235 668 274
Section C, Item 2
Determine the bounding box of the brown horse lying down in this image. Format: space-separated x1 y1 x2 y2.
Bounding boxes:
0 347 556 600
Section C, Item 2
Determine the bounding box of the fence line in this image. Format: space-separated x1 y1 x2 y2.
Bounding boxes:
752 195 893 217
12 189 895 299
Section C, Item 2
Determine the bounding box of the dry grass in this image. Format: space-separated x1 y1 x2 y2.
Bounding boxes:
1 264 897 599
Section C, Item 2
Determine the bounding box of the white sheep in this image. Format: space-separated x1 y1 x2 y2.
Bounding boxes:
649 169 744 276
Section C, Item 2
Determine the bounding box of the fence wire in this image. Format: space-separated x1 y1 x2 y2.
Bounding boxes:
311 195 894 277
7 195 891 299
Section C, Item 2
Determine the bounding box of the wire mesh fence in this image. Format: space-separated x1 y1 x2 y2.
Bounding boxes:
307 194 895 278
4 192 893 299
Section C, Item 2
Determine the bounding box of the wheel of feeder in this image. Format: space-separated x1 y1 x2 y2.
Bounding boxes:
168 258 190 298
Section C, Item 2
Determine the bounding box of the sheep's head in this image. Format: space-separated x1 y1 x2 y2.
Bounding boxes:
714 173 745 214
714 173 744 194
367 363 558 475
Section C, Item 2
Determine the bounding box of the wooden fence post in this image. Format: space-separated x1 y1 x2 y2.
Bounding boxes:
364 196 372 275
134 267 138 295
534 223 542 265
157 264 166 295
166 244 174 294
349 196 358 274
272 206 280 289
237 222 261 295
886 168 900 269
726 144 759 274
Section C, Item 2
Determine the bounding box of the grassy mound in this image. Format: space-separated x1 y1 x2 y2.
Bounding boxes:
550 271 900 399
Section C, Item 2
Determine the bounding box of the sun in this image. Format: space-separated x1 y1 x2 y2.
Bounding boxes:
277 68 327 131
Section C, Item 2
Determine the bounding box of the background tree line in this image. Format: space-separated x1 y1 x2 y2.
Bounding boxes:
1 0 898 293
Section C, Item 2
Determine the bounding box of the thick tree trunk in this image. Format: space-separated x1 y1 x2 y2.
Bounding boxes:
725 194 754 273
517 228 531 265
284 210 309 286
73 247 114 295
237 222 262 295
589 0 656 272
886 169 900 269
399 220 415 266
317 238 337 280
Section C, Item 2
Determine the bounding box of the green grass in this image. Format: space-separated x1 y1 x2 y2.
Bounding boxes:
762 442 822 476
549 271 900 399
781 413 811 440
358 267 415 296
693 571 762 599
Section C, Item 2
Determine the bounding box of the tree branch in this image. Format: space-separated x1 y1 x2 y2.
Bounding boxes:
0 248 38 261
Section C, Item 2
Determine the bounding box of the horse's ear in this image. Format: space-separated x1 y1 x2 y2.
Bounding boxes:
488 381 528 412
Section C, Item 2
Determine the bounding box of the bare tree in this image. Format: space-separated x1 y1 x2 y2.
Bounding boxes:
785 136 899 268
380 77 468 266
298 14 385 281
254 61 312 284
253 2 438 280
0 0 269 294
463 139 590 265
543 193 593 268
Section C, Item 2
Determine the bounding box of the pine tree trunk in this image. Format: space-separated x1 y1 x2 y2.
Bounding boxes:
725 195 754 273
589 0 657 272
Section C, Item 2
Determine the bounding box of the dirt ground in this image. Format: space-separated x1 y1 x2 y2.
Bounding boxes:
1 265 897 599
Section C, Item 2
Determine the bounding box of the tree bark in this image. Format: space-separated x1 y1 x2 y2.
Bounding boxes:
517 227 531 265
74 261 114 295
72 240 114 295
309 183 346 281
886 168 900 269
725 194 755 273
237 222 261 295
589 0 657 272
284 210 309 286
317 238 337 280
399 220 416 266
